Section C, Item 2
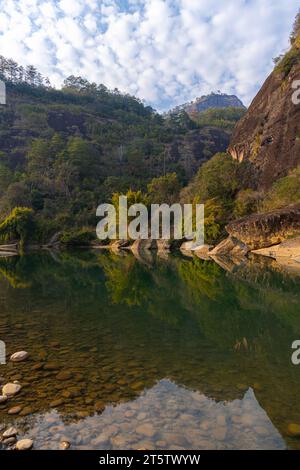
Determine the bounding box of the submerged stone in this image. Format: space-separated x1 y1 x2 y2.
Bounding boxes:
60 440 70 450
136 423 156 438
8 406 22 415
287 423 300 437
10 351 29 362
0 394 8 403
16 438 33 450
2 382 21 397
3 427 18 438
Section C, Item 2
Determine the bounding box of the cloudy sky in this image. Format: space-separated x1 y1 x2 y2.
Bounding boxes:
0 0 298 111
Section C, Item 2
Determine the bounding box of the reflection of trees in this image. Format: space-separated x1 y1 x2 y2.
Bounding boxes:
0 251 300 448
0 256 31 288
98 253 153 306
1 250 300 355
177 257 222 301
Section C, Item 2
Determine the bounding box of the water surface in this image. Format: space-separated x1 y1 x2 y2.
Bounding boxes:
0 250 299 450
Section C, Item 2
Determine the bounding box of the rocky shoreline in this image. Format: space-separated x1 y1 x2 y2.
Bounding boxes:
1 203 299 275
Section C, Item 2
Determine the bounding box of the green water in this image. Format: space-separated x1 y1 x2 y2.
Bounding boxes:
0 250 300 450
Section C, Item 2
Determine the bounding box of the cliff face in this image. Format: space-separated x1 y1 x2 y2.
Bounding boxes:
228 47 300 189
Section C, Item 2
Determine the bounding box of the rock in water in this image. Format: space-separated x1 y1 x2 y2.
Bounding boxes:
2 382 21 397
60 441 70 450
287 423 300 437
209 236 249 257
135 423 156 438
10 351 29 362
226 204 300 250
0 394 7 403
8 406 22 415
2 437 16 446
56 370 72 381
2 427 18 438
16 438 33 450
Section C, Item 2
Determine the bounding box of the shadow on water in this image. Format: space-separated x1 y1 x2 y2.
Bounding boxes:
0 250 299 449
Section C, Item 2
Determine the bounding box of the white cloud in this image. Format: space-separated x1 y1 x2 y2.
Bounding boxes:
0 0 298 110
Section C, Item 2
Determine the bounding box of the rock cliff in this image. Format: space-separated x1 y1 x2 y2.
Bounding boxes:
228 42 300 189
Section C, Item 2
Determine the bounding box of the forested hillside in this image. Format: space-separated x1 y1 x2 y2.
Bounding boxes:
0 55 243 243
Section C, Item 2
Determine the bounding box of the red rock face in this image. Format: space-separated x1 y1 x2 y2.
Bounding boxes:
228 51 300 189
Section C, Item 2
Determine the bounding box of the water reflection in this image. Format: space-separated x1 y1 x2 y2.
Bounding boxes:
0 250 299 449
21 381 284 450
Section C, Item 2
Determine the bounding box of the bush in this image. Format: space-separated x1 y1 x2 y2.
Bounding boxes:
147 173 181 204
233 189 262 218
261 166 300 211
0 207 34 245
59 228 95 246
275 46 300 77
184 152 241 203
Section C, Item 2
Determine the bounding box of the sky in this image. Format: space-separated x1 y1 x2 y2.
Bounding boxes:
0 0 299 111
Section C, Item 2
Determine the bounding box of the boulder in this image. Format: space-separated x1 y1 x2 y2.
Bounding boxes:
209 236 249 257
226 204 300 250
252 236 300 259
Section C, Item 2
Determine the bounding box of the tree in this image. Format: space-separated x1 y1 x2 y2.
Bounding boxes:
189 152 240 202
0 207 34 246
147 172 181 204
291 10 300 44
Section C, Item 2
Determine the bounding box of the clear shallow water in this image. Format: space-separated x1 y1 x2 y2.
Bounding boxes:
0 250 299 450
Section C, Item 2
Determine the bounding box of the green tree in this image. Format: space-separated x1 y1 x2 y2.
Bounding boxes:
0 207 34 246
147 172 181 204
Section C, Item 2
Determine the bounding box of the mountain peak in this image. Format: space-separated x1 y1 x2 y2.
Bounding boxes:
169 92 245 116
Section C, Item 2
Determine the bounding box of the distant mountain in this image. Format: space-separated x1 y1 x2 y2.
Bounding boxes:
169 92 246 116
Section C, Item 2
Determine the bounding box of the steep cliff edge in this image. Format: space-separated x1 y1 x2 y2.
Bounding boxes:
228 41 300 189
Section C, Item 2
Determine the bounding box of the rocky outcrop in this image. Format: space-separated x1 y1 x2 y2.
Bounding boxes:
252 235 300 259
171 92 245 115
209 236 249 257
251 236 300 274
228 43 300 189
226 204 300 250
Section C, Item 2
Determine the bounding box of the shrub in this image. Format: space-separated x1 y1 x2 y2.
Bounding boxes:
0 207 34 246
275 46 300 77
261 166 300 211
59 228 95 246
187 153 241 202
233 189 262 218
147 173 181 204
